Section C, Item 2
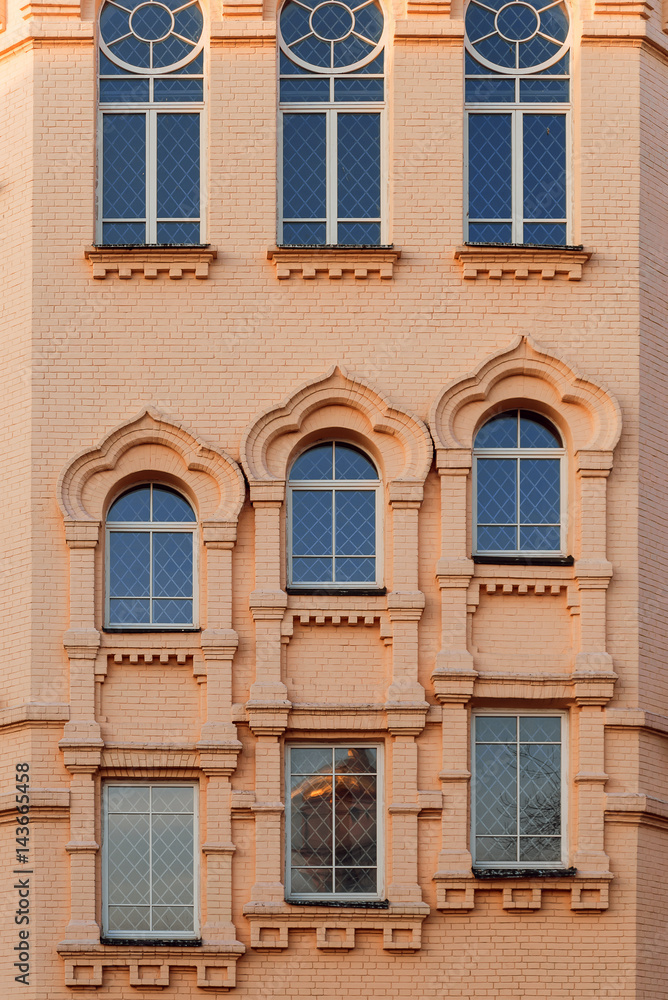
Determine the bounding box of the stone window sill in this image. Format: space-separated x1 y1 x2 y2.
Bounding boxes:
84 246 217 280
267 246 400 280
434 873 611 912
454 245 591 281
58 941 243 990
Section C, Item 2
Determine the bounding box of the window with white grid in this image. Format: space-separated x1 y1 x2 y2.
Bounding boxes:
472 713 566 868
278 0 387 246
102 783 198 939
286 745 381 900
465 0 571 246
97 0 205 245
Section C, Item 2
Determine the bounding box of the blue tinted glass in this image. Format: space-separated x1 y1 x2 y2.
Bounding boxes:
519 744 561 833
153 533 193 597
522 222 566 245
100 2 130 43
475 743 517 834
334 444 377 479
173 51 204 73
282 222 327 244
292 557 333 582
109 532 150 596
283 114 327 218
477 525 516 550
519 458 560 522
496 3 538 41
518 34 560 69
336 222 380 244
334 78 384 101
520 525 560 549
465 51 487 74
311 2 354 40
108 35 151 69
539 3 569 43
281 78 331 102
335 491 375 554
280 51 310 74
131 3 172 40
152 35 194 68
468 114 511 218
520 716 561 742
291 35 332 68
108 486 151 522
109 598 151 624
172 3 204 41
291 490 333 556
519 836 561 863
100 78 150 102
466 78 515 102
337 113 380 217
519 412 560 448
353 1 384 42
280 0 313 44
476 716 516 742
473 33 515 69
465 1 496 41
335 557 375 582
291 444 334 479
523 114 566 219
520 79 569 102
475 837 516 863
99 52 127 75
152 598 193 624
534 52 569 75
156 222 200 244
467 222 512 243
477 458 516 523
157 113 199 218
475 412 518 448
103 114 146 219
152 486 196 521
358 51 384 73
103 222 146 244
333 34 373 68
154 79 203 101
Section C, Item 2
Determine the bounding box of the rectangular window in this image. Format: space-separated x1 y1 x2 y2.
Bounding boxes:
102 784 198 939
286 745 381 900
472 714 566 868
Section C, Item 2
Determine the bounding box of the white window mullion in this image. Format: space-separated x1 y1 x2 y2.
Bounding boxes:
146 111 157 244
512 109 523 244
327 110 338 244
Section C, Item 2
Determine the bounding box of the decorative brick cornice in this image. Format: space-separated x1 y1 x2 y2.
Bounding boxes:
84 246 217 280
267 247 400 280
58 943 244 991
243 903 426 952
454 246 591 281
434 874 611 912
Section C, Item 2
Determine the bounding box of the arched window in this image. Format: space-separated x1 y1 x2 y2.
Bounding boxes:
97 0 205 245
287 442 380 588
473 410 564 555
278 0 386 246
106 484 197 627
464 0 571 245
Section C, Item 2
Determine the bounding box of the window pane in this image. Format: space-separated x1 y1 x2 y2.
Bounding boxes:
337 113 381 218
475 743 517 836
522 222 567 245
152 906 194 932
334 775 376 865
157 113 200 219
152 533 193 597
335 556 376 582
465 78 515 103
292 747 332 774
292 557 334 582
473 33 515 70
518 34 560 69
519 412 561 448
465 0 496 42
474 412 518 448
152 486 196 522
99 1 130 43
281 78 330 102
476 716 516 743
291 777 333 864
335 78 384 101
467 222 512 243
334 444 377 480
335 747 376 772
523 114 566 220
468 114 512 219
477 458 517 523
100 78 150 103
108 486 151 522
291 868 333 894
156 222 200 244
520 79 569 102
283 114 327 218
172 2 204 41
154 79 204 102
291 490 333 556
475 836 516 863
102 222 146 244
334 868 377 893
103 114 146 219
107 812 151 905
353 1 383 42
153 35 195 69
336 222 381 244
290 443 333 480
280 0 313 45
333 34 375 68
520 744 561 835
109 532 150 597
152 813 195 906
519 836 561 862
335 491 375 555
519 458 560 523
281 222 327 245
109 35 151 70
152 598 193 624
291 35 332 68
107 905 151 931
519 525 561 550
520 716 561 743
152 786 194 812
109 598 151 624
108 785 151 813
476 525 516 551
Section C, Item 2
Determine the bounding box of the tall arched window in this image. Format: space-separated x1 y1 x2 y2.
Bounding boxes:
287 442 380 588
97 0 205 245
464 0 571 245
473 410 564 555
278 0 387 246
106 484 197 627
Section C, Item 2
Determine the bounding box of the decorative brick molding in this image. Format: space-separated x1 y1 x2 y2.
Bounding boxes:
84 246 217 280
595 0 652 17
243 903 427 953
454 246 591 281
434 876 611 912
267 247 400 280
58 944 244 991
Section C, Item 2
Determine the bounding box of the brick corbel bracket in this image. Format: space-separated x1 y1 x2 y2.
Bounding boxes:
433 874 612 912
267 247 401 280
58 943 245 991
454 246 591 281
84 246 218 280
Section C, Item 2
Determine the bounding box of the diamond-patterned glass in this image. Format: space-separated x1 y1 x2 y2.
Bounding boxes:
336 222 381 244
109 598 151 624
310 4 354 41
335 444 377 479
335 557 375 582
465 0 497 42
153 535 193 598
520 717 561 743
152 598 193 624
103 114 146 219
100 78 150 103
282 222 327 245
520 744 561 835
476 716 516 743
519 412 560 448
290 443 334 480
519 78 569 103
292 747 332 774
100 51 126 74
280 1 313 45
108 486 151 522
475 743 517 836
519 525 560 550
474 412 518 448
335 491 375 555
335 78 384 101
103 222 146 244
292 557 333 582
337 113 381 218
152 35 196 69
152 906 194 932
475 837 516 863
281 78 331 102
291 868 333 894
468 114 512 218
466 78 516 103
152 814 195 906
154 79 204 102
539 3 569 42
152 486 196 522
172 3 203 41
109 35 151 69
291 35 332 69
334 775 377 865
108 785 151 813
519 836 561 862
108 905 151 931
518 34 559 69
100 2 130 43
350 1 383 42
476 525 516 550
107 812 151 905
334 868 376 893
496 3 538 41
477 459 516 523
283 114 327 218
156 113 200 218
335 747 376 772
291 783 333 863
473 33 515 69
522 222 566 245
523 114 566 219
519 458 560 523
152 785 194 812
291 490 333 556
109 532 150 597
332 34 374 68
156 222 200 244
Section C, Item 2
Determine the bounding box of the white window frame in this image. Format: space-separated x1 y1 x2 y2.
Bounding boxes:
286 441 383 590
104 484 199 630
102 781 200 940
471 710 568 870
472 425 567 557
285 743 384 902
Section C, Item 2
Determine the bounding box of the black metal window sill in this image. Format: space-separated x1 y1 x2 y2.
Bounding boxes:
286 898 389 909
286 587 387 597
472 867 577 879
473 556 574 567
102 627 202 634
100 937 202 947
